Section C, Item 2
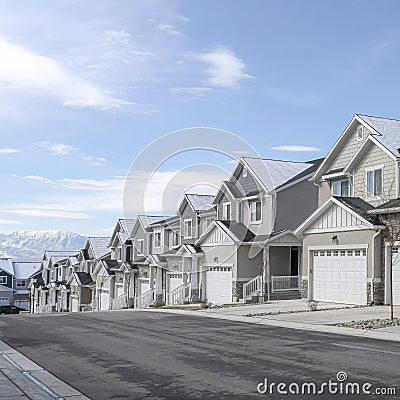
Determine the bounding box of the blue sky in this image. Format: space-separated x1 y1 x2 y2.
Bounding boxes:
1 0 400 235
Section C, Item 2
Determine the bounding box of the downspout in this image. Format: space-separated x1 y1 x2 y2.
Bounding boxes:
371 229 382 305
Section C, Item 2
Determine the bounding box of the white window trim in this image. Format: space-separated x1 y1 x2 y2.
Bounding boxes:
356 125 364 141
16 280 26 287
154 230 162 249
365 165 384 200
184 219 193 239
221 202 231 220
331 179 349 196
0 276 7 284
137 239 144 256
249 199 262 224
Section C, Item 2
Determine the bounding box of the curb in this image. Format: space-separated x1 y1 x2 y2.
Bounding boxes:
141 308 400 343
0 340 90 399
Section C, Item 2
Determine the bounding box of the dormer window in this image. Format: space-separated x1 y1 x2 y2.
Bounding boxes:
356 125 364 141
243 168 247 177
332 179 349 196
249 200 262 222
366 166 383 198
184 219 193 238
137 239 144 256
154 231 161 248
222 202 231 220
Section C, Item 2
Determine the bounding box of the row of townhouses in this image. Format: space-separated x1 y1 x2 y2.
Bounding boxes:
2 114 400 313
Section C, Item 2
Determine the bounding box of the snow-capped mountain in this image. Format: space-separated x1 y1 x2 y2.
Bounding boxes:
0 230 87 261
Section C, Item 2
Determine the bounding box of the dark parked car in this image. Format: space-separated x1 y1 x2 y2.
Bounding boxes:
0 305 24 315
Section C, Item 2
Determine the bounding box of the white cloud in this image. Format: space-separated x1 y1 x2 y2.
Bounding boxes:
0 208 91 219
0 218 26 225
270 145 321 152
192 46 253 88
0 148 21 155
33 141 107 166
156 24 182 36
0 36 129 110
169 86 212 99
34 141 78 155
81 155 107 167
177 16 191 22
105 29 131 44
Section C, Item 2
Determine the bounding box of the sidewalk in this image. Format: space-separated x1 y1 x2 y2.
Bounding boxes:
151 299 400 342
0 340 89 400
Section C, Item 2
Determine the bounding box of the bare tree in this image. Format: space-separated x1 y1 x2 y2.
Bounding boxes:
374 205 400 320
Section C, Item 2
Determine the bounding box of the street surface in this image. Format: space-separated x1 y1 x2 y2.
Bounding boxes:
0 311 399 399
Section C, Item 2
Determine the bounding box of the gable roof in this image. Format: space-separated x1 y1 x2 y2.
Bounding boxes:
196 220 255 245
357 114 400 157
313 114 400 181
295 196 379 235
241 157 317 193
137 215 166 230
178 193 215 215
0 258 13 275
12 262 41 280
88 237 110 259
73 272 94 286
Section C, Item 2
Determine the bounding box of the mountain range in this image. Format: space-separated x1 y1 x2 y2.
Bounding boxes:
0 230 87 261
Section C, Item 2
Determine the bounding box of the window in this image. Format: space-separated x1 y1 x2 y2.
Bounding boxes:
172 231 179 247
184 219 193 238
137 239 144 255
206 218 214 227
116 247 122 260
243 168 247 177
222 203 231 220
332 180 349 196
16 280 26 287
0 276 7 284
356 125 364 141
154 231 161 248
249 200 262 222
366 168 383 198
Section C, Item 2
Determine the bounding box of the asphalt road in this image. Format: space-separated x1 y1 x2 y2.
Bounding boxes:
0 310 399 400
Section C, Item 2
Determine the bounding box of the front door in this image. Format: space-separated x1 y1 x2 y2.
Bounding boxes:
290 247 299 276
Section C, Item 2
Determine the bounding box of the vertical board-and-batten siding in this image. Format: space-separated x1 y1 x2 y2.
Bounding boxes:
202 226 231 245
309 203 369 231
353 143 397 203
328 125 371 172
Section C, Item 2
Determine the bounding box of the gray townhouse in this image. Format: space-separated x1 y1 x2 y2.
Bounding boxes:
295 114 400 306
193 157 323 304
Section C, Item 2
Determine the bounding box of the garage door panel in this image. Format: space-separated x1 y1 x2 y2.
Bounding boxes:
392 249 400 305
206 267 232 304
313 250 367 305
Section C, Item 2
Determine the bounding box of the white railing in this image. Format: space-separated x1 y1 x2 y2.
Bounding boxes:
271 275 300 292
134 289 156 309
167 283 191 306
111 293 128 310
36 304 53 313
243 275 262 300
82 303 93 312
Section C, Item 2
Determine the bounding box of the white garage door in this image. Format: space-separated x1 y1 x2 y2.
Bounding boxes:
0 297 10 306
71 297 79 312
313 249 367 305
140 280 150 295
100 291 109 310
392 248 400 305
14 300 29 310
168 273 183 293
206 267 232 304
